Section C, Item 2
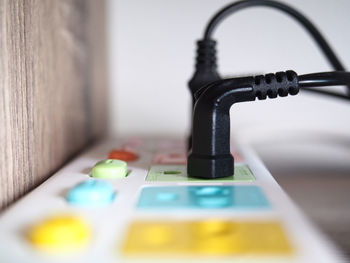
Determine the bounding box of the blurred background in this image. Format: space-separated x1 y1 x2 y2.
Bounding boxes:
107 0 350 256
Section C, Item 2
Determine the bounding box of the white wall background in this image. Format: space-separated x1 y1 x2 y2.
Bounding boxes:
107 0 350 171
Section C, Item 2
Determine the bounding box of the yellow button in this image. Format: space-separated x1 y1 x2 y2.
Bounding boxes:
28 215 91 252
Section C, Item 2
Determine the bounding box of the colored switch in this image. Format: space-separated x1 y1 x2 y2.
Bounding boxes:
91 159 127 179
122 220 293 256
137 185 269 209
66 180 115 205
28 215 90 252
109 149 138 162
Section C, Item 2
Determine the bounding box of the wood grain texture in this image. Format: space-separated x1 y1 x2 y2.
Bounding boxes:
0 0 107 210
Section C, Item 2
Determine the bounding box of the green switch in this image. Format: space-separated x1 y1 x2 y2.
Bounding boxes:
91 159 127 179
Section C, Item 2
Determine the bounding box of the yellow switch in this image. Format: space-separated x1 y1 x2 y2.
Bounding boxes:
28 215 91 252
122 220 293 256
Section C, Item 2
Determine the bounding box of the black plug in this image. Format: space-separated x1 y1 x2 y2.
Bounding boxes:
187 71 299 179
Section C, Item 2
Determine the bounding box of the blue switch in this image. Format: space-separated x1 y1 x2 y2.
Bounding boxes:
190 186 232 208
66 180 115 205
137 185 269 209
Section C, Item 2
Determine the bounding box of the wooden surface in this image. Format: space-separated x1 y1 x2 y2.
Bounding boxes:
0 0 107 210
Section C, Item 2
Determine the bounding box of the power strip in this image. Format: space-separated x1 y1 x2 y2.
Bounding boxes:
0 137 344 263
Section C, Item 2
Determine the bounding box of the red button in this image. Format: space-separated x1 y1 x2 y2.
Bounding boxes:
108 149 139 162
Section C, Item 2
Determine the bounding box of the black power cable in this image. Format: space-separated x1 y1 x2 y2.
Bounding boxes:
204 0 345 73
187 0 350 151
188 0 350 177
299 71 350 88
199 0 350 98
299 71 350 100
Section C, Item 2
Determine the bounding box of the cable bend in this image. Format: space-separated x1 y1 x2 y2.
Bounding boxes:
204 0 345 72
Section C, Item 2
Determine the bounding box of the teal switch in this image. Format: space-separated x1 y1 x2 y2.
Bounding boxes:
137 186 270 210
91 159 127 179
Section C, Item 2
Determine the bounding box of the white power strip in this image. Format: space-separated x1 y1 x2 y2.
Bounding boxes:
0 138 344 263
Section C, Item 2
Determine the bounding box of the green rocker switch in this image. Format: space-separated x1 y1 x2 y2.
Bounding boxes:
91 159 128 179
